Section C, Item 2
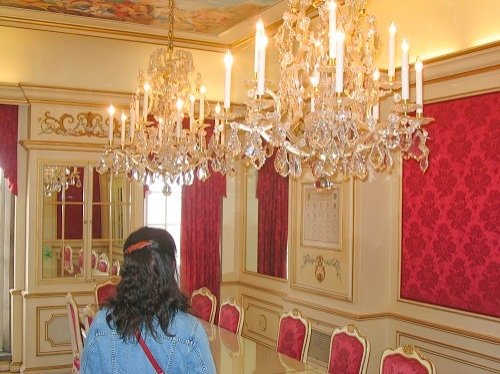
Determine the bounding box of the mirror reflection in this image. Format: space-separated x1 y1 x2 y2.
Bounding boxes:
41 164 130 279
245 157 289 279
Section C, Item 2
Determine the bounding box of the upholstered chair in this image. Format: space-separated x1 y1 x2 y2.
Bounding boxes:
80 304 96 338
62 245 74 275
111 260 121 276
94 277 120 308
190 287 217 324
380 344 436 374
66 293 83 373
78 248 84 273
328 324 370 374
276 308 311 362
218 297 244 334
97 253 109 273
91 250 97 269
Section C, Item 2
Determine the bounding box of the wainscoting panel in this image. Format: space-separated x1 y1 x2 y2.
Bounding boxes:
241 293 282 348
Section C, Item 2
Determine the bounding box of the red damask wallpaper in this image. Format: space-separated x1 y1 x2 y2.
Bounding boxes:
401 91 499 318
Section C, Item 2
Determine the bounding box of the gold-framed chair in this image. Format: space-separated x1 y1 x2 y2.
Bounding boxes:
276 308 311 362
218 297 244 334
328 324 370 374
190 287 217 324
66 293 83 373
380 344 436 374
97 252 110 274
94 276 120 309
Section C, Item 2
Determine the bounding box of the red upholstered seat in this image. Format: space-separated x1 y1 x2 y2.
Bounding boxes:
190 287 217 324
276 309 311 362
94 277 120 308
380 345 436 374
218 297 244 334
328 325 370 374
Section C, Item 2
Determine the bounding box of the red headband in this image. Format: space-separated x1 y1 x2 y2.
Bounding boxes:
125 240 152 255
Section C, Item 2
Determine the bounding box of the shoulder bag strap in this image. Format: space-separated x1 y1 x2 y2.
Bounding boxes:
135 331 165 374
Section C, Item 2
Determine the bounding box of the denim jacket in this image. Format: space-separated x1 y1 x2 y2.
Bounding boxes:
81 308 216 374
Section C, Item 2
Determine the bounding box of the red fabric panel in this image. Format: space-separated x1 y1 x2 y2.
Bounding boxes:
277 317 307 361
218 304 240 333
382 354 429 374
328 332 364 374
0 104 18 195
256 152 288 278
96 283 117 307
180 120 225 313
401 91 500 317
92 169 102 238
74 358 80 370
191 294 214 323
57 168 85 240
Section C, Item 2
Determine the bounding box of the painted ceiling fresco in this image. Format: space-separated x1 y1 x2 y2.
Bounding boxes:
0 0 281 35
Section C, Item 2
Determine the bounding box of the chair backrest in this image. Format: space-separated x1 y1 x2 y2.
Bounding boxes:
276 308 311 362
97 253 109 273
91 250 97 269
190 287 217 324
111 260 121 276
81 304 96 336
62 245 74 275
65 292 83 371
218 297 244 334
94 277 120 308
380 344 436 374
328 324 370 374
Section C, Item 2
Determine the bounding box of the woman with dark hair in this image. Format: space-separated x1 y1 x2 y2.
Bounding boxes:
81 227 216 374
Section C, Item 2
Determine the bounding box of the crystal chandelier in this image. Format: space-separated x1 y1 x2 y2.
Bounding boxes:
97 0 213 195
43 166 81 197
230 0 434 183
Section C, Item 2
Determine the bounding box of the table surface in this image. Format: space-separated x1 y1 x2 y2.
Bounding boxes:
201 320 326 374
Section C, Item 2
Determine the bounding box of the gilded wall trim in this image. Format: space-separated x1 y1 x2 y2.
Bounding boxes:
38 111 109 138
20 140 104 152
22 291 93 299
396 331 500 372
237 280 286 298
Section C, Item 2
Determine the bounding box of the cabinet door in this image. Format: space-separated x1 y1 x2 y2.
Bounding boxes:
40 163 131 280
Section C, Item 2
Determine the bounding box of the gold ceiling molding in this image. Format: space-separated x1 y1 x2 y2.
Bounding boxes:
0 14 230 52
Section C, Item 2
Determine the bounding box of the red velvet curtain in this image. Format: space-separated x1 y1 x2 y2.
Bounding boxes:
0 104 19 195
401 91 500 318
180 120 226 307
256 152 289 278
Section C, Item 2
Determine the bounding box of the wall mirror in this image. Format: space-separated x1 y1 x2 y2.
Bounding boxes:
40 163 131 280
244 160 289 280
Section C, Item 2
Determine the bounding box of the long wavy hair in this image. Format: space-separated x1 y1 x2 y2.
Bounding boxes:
105 226 188 340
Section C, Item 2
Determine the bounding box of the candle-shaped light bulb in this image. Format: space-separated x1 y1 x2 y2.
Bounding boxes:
373 67 380 81
388 22 397 79
129 102 135 141
215 102 222 115
107 105 115 144
199 85 206 123
189 94 196 130
254 19 264 75
176 98 183 138
120 111 127 147
328 1 337 60
257 33 268 95
143 82 150 121
401 38 409 100
224 50 233 109
415 57 423 114
335 31 345 93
